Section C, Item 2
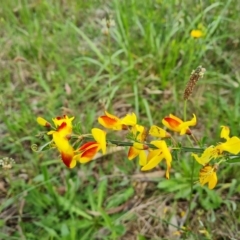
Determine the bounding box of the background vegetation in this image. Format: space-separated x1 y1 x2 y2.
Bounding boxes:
1 0 240 239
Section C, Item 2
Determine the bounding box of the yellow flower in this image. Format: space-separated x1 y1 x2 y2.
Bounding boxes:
192 146 221 166
217 126 240 155
128 124 148 166
37 117 51 127
120 112 137 126
199 164 218 189
98 111 124 130
37 115 76 168
193 126 240 165
141 140 172 179
149 125 171 138
52 115 74 129
98 111 137 130
220 126 230 140
192 126 240 189
162 114 197 135
190 29 203 38
52 131 76 168
77 128 107 163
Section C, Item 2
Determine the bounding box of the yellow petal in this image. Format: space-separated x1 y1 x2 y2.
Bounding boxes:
161 141 172 165
79 144 100 163
165 163 171 179
149 125 170 138
199 165 218 189
37 117 51 127
91 128 106 154
52 115 74 128
169 114 183 123
128 146 140 160
192 146 221 165
121 112 137 126
98 111 122 130
139 150 147 166
162 115 181 132
218 137 240 154
141 153 164 171
179 114 197 135
52 132 75 168
150 140 164 149
190 29 203 38
220 126 230 140
208 171 218 190
131 124 146 141
147 149 161 160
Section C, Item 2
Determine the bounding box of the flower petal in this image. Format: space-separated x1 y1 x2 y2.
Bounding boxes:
192 146 218 165
91 128 106 154
141 153 164 171
190 29 203 38
218 137 240 155
37 117 51 127
52 132 75 168
61 149 76 168
131 124 147 141
220 126 230 140
128 146 140 160
208 172 218 190
121 113 137 126
199 164 218 189
179 114 197 135
149 125 170 138
79 145 100 163
139 150 147 166
79 141 98 151
98 111 122 130
162 116 181 130
52 115 74 128
161 141 172 166
162 114 196 135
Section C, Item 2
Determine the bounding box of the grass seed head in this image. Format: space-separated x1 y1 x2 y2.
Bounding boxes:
184 66 206 100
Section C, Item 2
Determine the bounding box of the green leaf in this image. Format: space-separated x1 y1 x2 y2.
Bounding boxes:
226 157 240 163
33 221 58 237
106 187 134 209
97 178 108 209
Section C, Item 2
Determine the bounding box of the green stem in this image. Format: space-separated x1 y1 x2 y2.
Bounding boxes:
186 156 196 225
183 100 187 121
107 31 113 87
183 100 195 226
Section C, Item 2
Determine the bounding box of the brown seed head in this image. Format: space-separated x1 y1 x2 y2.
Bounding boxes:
184 66 206 100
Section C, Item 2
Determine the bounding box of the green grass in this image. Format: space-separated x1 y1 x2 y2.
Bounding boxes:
1 0 240 239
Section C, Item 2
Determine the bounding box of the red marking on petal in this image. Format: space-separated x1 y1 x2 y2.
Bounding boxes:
81 146 99 159
57 122 67 131
128 146 139 160
100 116 118 126
61 152 73 168
164 117 180 128
79 141 97 151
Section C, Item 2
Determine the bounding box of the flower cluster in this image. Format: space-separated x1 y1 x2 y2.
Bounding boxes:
36 109 240 189
37 111 197 180
192 126 240 189
37 115 106 168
